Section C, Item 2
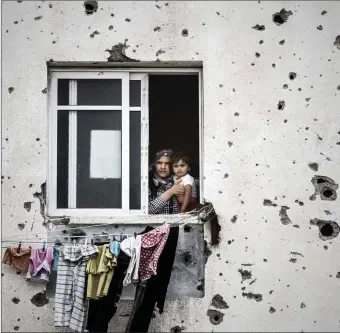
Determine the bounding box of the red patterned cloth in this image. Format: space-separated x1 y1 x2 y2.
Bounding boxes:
139 223 170 282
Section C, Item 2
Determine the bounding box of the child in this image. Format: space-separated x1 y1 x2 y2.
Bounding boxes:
171 153 198 213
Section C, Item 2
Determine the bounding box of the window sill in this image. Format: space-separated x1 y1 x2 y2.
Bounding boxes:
51 213 203 226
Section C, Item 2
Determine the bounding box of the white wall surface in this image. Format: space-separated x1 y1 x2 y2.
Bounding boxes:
1 1 340 332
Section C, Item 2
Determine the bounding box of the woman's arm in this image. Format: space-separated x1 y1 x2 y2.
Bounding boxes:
180 184 192 213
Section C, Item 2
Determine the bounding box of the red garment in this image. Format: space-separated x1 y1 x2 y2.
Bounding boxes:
139 224 170 282
178 199 198 212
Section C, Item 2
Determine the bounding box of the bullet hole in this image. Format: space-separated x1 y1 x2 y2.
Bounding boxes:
34 16 43 21
125 18 131 22
279 39 285 45
184 224 192 232
277 101 285 110
182 29 188 37
14 326 19 331
305 97 311 102
269 307 276 314
337 85 340 91
36 138 40 141
289 72 297 80
242 292 262 302
310 219 340 240
259 40 264 44
289 258 297 263
228 141 233 147
238 269 252 281
49 4 53 8
273 9 293 26
181 251 193 266
154 26 161 32
8 87 14 93
207 309 224 325
108 25 113 30
272 63 276 68
171 326 182 333
41 88 47 94
294 199 304 206
251 62 255 66
252 24 265 31
156 49 165 57
336 272 340 278
309 176 338 201
234 112 239 116
24 202 32 212
324 245 328 250
324 210 331 215
321 10 327 15
300 302 306 309
334 36 340 50
255 52 260 58
90 30 100 38
283 84 288 89
263 199 277 207
12 297 20 304
196 279 204 291
317 25 323 30
106 40 139 62
84 1 98 15
279 206 291 225
211 294 229 309
18 223 25 230
31 291 49 307
231 215 237 223
223 173 229 179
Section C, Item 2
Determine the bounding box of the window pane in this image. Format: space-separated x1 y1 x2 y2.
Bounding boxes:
130 112 141 209
58 79 69 105
77 79 122 105
57 111 69 208
76 110 122 208
130 80 141 107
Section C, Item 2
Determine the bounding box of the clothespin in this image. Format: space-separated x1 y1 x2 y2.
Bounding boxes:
73 239 76 247
134 232 137 239
17 242 22 253
42 240 46 250
85 238 88 246
120 232 123 242
91 239 94 246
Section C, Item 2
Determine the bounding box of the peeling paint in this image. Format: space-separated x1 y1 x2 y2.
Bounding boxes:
242 292 263 302
263 199 277 207
106 40 140 62
211 294 229 309
334 36 340 50
252 24 265 31
84 1 97 15
308 163 319 171
279 206 291 225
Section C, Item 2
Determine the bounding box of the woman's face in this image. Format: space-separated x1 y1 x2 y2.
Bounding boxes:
155 156 171 178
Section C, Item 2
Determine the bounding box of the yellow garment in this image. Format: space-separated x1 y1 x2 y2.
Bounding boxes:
86 245 117 299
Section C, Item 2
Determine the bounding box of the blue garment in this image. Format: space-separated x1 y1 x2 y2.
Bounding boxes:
52 247 60 271
109 241 120 257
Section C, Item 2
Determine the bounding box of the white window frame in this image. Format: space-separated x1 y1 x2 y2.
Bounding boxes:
47 67 203 218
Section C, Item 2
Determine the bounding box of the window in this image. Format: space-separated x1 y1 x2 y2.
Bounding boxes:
47 65 203 217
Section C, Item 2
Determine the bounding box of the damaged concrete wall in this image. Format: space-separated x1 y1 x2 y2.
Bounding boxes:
2 1 340 332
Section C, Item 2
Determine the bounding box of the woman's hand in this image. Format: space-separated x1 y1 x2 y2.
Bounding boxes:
170 179 185 196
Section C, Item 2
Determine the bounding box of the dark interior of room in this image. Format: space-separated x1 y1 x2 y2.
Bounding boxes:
149 74 200 178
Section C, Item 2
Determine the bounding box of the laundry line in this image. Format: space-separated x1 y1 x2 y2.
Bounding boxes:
1 211 216 245
3 204 212 240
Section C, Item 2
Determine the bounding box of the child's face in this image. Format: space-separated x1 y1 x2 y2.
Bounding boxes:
173 159 191 178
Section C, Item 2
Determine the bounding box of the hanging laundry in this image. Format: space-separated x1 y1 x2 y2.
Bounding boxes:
139 223 170 282
2 246 31 272
109 240 120 257
86 244 117 299
122 235 142 286
26 247 54 282
54 244 98 333
126 225 179 333
86 249 131 333
51 247 60 271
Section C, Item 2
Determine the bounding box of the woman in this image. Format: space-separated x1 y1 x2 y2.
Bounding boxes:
148 149 185 214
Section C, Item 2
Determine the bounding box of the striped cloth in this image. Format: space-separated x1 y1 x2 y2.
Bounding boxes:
54 245 98 332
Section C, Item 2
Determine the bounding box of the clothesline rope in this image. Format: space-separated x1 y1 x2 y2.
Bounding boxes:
2 205 215 244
